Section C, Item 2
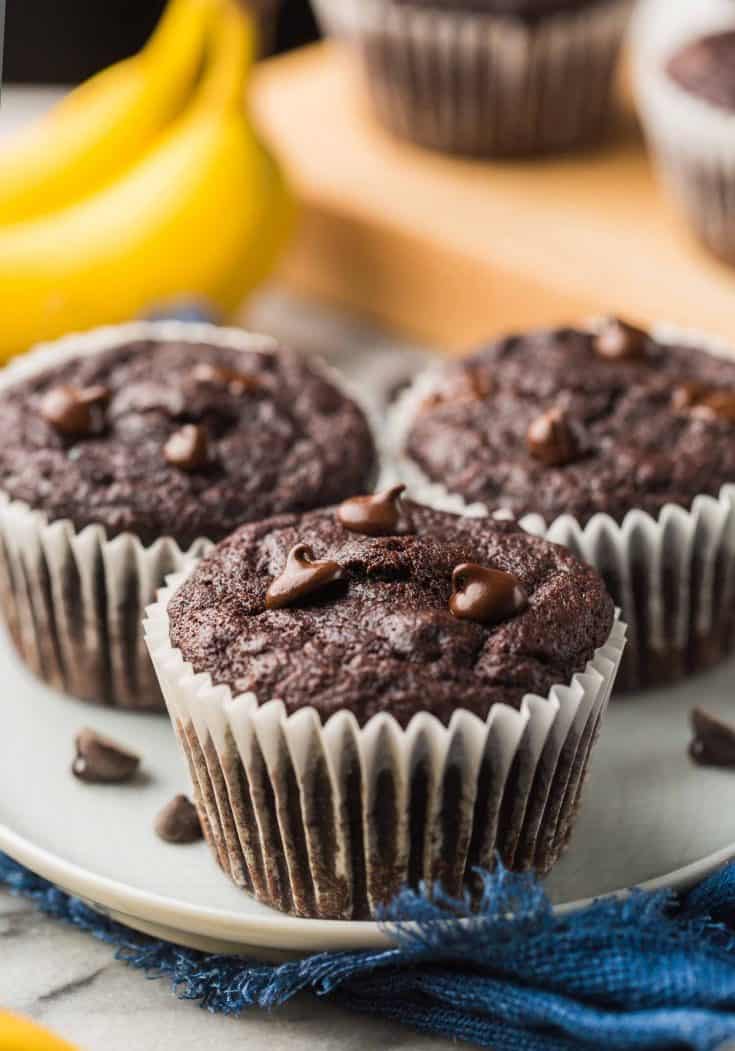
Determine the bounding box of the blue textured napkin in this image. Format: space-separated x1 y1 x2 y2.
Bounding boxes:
4 853 735 1050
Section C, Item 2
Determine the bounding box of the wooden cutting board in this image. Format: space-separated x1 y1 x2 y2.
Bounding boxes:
251 41 735 354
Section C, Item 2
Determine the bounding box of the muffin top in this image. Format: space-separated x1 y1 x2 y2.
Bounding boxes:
389 0 596 18
0 338 376 547
403 321 735 526
666 30 735 112
167 495 614 727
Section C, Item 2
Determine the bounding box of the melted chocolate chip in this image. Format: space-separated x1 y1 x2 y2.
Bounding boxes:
672 383 735 422
527 408 581 467
449 563 528 626
155 794 203 844
671 382 708 411
594 318 649 361
40 384 110 437
266 543 342 610
421 366 493 413
689 707 735 767
191 362 259 395
337 484 407 537
164 424 209 471
693 390 735 423
72 728 140 784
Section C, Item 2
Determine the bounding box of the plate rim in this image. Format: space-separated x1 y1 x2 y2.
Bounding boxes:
3 821 734 953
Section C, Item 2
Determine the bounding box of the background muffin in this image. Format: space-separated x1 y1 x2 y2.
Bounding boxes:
313 0 631 156
634 0 735 267
146 496 623 919
394 320 735 690
0 320 377 710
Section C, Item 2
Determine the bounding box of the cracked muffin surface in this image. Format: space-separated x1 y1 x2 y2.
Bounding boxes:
404 325 735 525
167 501 614 726
0 338 377 547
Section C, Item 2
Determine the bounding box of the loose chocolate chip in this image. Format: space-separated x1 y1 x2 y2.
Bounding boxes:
594 317 649 361
337 484 406 537
72 728 140 784
155 794 203 844
40 384 109 437
266 543 342 610
526 408 581 467
449 563 528 626
164 424 209 471
689 708 735 767
191 362 259 395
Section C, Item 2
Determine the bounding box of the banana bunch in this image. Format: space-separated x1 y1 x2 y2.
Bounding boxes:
0 1011 78 1051
0 0 293 361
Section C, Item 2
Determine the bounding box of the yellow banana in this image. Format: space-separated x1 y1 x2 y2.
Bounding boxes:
0 0 216 224
0 1 291 360
0 1011 78 1051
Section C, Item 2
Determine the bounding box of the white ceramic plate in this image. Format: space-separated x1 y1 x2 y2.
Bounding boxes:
2 628 735 958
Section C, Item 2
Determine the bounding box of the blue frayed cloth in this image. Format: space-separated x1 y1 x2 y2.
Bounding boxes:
4 855 735 1050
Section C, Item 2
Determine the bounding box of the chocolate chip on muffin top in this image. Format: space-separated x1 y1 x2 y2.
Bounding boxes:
666 30 735 112
0 339 377 548
167 500 614 727
404 322 735 525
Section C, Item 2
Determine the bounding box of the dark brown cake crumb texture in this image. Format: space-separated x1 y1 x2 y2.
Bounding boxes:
407 326 735 525
168 503 614 727
0 340 376 548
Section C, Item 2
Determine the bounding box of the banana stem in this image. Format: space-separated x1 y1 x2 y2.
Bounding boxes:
197 0 256 111
144 0 218 65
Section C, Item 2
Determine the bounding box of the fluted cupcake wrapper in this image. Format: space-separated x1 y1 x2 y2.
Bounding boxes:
387 325 735 691
144 567 625 919
0 320 383 711
313 0 631 157
311 0 361 38
633 0 735 266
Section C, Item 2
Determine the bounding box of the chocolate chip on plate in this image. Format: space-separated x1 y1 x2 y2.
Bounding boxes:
40 384 110 437
155 794 203 844
164 424 209 471
593 317 649 362
527 408 581 467
689 707 735 768
72 728 140 784
449 563 528 626
265 543 342 610
337 484 406 537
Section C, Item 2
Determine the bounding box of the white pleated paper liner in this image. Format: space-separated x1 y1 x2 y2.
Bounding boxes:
633 0 735 266
387 324 735 692
311 0 362 38
0 321 384 711
144 566 625 920
312 0 631 156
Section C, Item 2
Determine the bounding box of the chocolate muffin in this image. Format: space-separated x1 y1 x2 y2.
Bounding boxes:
147 493 624 918
635 11 735 267
0 321 377 709
314 0 631 156
666 31 735 112
397 319 735 689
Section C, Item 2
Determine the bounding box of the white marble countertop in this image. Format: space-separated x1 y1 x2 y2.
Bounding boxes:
0 287 446 1050
0 887 449 1051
